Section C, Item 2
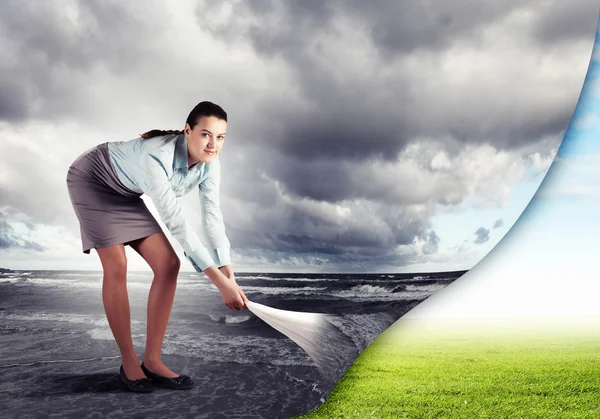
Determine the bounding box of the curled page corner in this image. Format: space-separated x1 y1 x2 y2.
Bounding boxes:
245 300 356 382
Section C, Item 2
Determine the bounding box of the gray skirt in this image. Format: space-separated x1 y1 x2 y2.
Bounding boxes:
66 142 163 254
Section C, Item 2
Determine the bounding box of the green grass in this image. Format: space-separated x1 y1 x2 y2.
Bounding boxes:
294 316 600 418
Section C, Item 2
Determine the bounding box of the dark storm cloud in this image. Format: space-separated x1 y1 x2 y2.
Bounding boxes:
473 227 490 244
342 0 524 56
245 143 477 207
0 0 167 122
216 141 453 266
422 231 441 255
203 0 522 57
226 201 428 252
346 0 599 56
528 0 600 45
197 0 417 161
218 172 435 267
493 219 504 229
195 0 598 169
194 0 597 263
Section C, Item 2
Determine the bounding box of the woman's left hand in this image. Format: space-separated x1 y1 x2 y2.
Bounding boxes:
218 265 247 308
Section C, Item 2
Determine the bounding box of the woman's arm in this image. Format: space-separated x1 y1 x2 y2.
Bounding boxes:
199 158 247 307
199 156 232 269
219 265 235 279
138 151 218 272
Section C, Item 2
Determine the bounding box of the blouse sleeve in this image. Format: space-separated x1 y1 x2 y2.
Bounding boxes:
138 151 216 272
199 156 232 268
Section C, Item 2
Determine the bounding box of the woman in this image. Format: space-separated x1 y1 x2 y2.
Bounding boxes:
66 101 248 393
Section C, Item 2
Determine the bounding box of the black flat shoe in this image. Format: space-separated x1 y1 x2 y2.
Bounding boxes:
119 364 155 393
141 362 194 390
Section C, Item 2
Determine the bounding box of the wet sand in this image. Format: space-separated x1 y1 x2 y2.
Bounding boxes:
0 346 326 419
0 317 328 419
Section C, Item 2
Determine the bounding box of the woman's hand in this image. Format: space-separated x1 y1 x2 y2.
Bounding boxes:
217 280 248 311
204 265 248 310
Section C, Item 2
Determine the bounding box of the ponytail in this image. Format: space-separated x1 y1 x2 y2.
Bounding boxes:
139 129 183 139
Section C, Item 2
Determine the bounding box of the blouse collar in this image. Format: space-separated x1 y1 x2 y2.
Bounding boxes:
173 133 205 173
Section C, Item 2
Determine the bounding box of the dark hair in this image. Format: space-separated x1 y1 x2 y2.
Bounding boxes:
139 101 228 139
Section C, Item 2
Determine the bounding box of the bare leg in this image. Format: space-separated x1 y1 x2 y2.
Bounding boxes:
97 244 146 380
129 232 181 378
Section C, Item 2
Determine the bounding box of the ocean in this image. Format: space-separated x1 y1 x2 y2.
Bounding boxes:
0 269 465 418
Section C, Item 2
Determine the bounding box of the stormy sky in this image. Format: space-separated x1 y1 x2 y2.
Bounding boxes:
0 0 598 272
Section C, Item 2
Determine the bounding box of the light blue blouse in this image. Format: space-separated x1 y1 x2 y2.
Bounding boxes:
106 133 231 272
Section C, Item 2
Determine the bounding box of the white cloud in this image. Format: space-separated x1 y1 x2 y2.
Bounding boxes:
573 111 600 130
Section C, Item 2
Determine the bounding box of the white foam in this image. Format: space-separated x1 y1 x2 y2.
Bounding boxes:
241 286 328 295
209 313 253 324
9 276 218 292
351 285 393 294
86 327 115 340
405 283 446 292
0 310 142 327
239 276 339 282
23 277 90 287
330 285 431 302
53 272 99 277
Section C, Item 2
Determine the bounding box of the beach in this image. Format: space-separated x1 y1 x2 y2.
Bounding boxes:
0 269 463 418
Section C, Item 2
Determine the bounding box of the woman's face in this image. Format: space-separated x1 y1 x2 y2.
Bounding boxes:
185 115 227 166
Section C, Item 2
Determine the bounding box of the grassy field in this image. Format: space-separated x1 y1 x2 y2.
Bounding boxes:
294 316 600 418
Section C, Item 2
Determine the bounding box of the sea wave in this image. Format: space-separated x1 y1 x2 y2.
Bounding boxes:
329 285 430 302
0 310 143 327
346 285 394 294
327 312 397 352
241 286 328 295
4 276 217 292
404 283 445 292
209 313 253 324
238 276 339 282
